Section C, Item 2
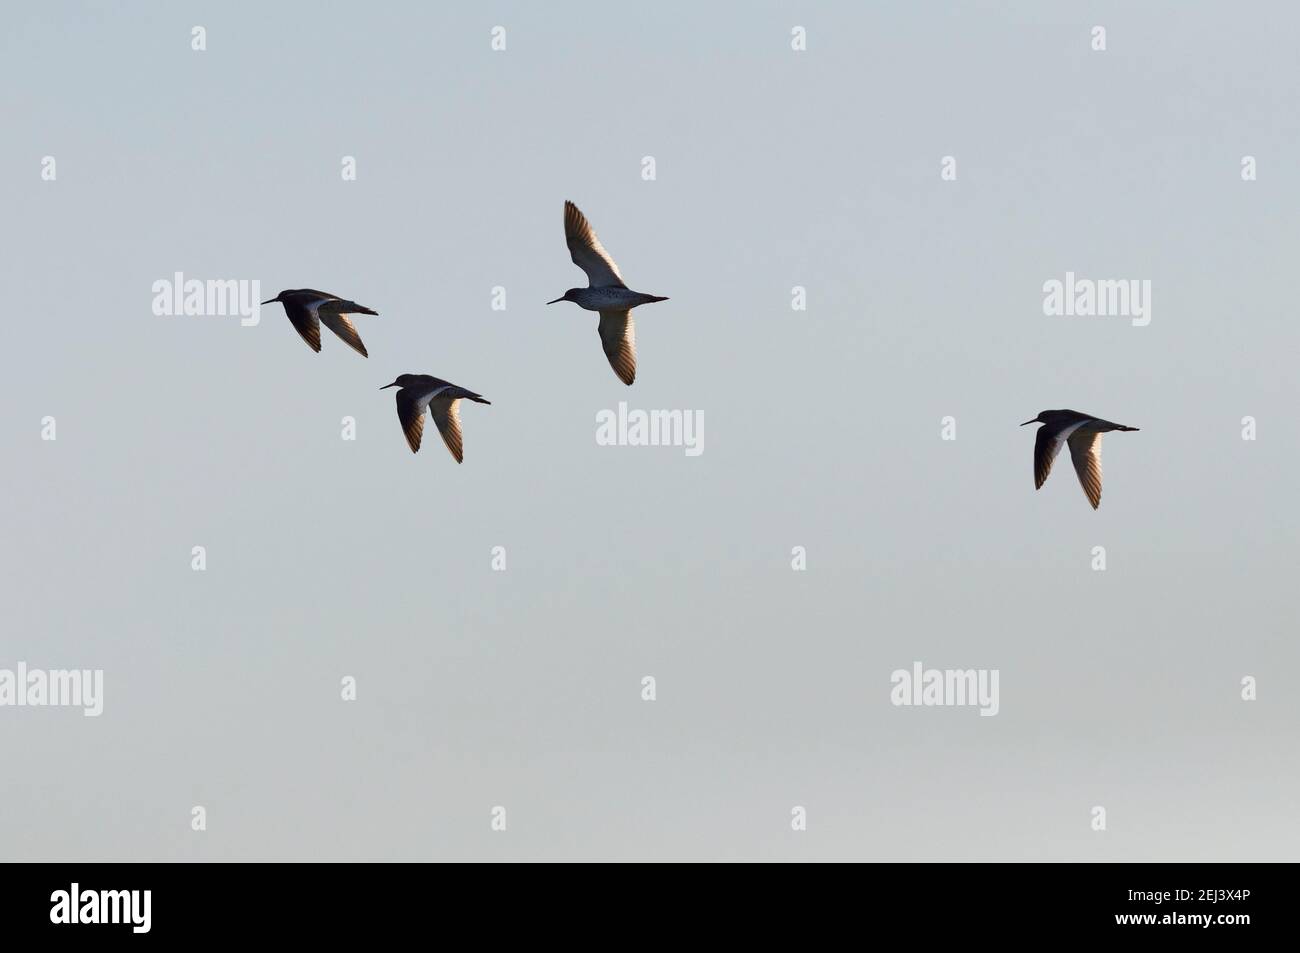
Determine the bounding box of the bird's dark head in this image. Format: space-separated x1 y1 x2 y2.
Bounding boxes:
1021 410 1069 426
546 289 580 305
381 374 419 390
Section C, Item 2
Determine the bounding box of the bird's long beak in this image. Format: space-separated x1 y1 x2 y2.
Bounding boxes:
1020 418 1038 426
260 297 278 305
545 296 564 305
380 382 398 390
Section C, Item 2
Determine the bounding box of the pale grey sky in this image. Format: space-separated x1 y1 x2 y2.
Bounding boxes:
2 1 1297 861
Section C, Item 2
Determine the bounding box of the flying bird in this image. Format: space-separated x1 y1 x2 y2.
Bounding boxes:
381 374 491 462
261 289 378 357
548 201 669 385
1021 409 1139 509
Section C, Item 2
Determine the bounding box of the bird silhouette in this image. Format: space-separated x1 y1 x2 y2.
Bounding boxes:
1021 409 1139 509
381 374 491 462
547 201 668 385
262 289 377 357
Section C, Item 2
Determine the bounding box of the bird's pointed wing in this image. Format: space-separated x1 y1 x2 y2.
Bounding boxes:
597 310 636 385
429 397 465 463
396 391 426 453
282 300 321 352
565 201 626 289
1068 431 1104 509
319 311 368 357
1033 420 1090 491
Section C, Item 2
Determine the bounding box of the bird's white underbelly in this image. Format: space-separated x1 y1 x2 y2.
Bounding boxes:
417 385 451 408
1050 420 1089 459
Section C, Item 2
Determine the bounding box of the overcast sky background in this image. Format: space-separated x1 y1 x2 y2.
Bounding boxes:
2 1 1297 861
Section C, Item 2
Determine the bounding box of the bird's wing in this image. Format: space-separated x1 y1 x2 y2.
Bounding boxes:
396 390 426 453
318 312 369 357
282 300 321 352
1067 431 1104 509
597 310 636 385
565 201 626 288
429 397 465 463
1033 422 1086 489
